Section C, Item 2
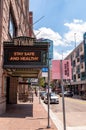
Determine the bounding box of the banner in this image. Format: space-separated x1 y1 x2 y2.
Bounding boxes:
52 60 72 80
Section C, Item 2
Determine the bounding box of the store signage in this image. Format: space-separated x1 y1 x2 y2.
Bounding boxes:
13 37 34 46
3 37 48 68
42 67 48 72
9 51 41 62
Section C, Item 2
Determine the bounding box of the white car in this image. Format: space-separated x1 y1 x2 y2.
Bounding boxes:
44 93 59 104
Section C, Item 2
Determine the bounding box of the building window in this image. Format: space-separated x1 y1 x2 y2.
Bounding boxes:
77 57 80 62
72 60 76 67
76 49 79 57
9 5 17 38
76 65 80 73
70 55 72 65
73 75 76 81
80 55 84 62
78 74 80 79
81 72 85 78
81 63 83 69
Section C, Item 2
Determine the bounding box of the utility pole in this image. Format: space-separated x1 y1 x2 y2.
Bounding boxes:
74 33 76 48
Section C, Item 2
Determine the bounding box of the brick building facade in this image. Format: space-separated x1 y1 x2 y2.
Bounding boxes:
0 0 30 114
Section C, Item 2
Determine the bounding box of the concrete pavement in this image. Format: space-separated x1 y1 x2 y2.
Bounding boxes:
0 95 57 130
41 96 86 130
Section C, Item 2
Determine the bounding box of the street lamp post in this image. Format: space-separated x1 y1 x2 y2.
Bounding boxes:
60 60 66 130
47 42 50 128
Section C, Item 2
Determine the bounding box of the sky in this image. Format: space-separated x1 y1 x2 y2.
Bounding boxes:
29 0 86 60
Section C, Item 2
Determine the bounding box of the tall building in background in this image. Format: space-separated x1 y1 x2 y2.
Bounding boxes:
37 38 53 66
65 32 86 99
37 38 53 82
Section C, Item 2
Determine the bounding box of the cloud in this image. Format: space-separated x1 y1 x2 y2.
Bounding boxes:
53 51 62 60
34 19 86 59
64 19 86 44
63 49 73 59
54 48 73 60
34 27 65 46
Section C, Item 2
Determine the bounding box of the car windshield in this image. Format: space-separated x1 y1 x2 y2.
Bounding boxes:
68 91 72 93
64 91 68 94
51 93 56 96
43 92 46 95
40 91 45 94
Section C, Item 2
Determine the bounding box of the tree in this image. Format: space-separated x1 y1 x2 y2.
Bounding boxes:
39 77 45 87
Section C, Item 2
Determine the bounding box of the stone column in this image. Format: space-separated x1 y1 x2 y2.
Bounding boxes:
0 67 6 114
9 77 18 104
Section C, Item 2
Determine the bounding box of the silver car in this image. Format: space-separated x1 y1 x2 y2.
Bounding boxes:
44 93 59 104
40 91 47 100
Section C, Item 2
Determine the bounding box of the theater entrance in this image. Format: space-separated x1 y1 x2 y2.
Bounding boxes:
3 36 49 107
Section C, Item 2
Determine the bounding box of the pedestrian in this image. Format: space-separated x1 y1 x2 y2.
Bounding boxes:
35 88 38 96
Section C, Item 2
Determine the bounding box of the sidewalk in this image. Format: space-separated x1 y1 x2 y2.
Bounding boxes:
33 95 57 130
0 95 58 130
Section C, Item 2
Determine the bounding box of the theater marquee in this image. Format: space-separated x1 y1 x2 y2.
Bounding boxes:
3 37 49 68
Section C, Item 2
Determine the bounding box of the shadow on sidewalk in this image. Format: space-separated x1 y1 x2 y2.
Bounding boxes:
0 103 33 118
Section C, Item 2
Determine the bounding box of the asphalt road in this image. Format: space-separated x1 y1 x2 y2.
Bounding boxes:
50 96 86 129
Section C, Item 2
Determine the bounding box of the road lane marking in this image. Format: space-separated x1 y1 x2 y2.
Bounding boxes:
65 97 86 104
41 99 86 130
67 126 86 130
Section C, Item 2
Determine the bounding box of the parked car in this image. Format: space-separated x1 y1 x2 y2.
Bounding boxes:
40 91 45 96
81 93 86 100
59 91 73 97
44 93 59 104
40 91 46 100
